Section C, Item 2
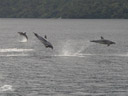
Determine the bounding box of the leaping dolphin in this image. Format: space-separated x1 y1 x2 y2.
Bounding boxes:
90 36 116 46
33 32 53 49
18 32 28 41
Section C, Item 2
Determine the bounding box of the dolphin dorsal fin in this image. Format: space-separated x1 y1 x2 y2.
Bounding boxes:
101 36 104 39
44 35 47 39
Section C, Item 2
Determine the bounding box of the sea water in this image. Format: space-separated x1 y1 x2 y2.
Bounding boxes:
0 19 127 96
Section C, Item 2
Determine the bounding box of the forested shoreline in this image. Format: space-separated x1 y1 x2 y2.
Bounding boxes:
0 0 128 18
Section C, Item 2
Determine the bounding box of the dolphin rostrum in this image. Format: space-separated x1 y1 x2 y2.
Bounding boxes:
33 32 53 49
18 32 28 41
90 36 116 46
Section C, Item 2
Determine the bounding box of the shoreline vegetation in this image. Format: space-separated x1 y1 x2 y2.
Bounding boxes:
0 0 128 19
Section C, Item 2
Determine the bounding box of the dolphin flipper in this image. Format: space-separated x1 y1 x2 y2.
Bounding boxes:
107 44 110 46
101 36 104 39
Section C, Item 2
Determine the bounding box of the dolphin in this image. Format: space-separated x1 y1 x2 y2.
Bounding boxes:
33 32 53 49
18 32 28 41
90 36 116 46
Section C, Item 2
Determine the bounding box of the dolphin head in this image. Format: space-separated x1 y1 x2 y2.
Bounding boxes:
46 45 53 49
51 46 53 49
111 41 116 44
33 32 38 37
90 40 95 42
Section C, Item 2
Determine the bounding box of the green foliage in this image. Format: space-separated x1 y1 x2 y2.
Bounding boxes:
0 0 127 18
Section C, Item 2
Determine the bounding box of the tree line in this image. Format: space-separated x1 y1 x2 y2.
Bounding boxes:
0 0 127 18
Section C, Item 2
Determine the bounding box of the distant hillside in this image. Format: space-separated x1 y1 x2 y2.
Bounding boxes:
0 0 128 18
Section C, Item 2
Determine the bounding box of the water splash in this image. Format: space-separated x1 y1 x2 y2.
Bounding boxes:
54 39 128 57
20 37 27 42
19 36 28 42
58 39 92 57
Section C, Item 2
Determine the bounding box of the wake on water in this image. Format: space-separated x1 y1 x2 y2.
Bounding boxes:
0 40 92 57
0 40 128 57
0 48 34 52
0 48 34 57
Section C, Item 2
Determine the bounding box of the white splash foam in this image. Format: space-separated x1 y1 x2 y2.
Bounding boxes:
0 54 29 57
59 40 92 57
0 48 34 52
0 85 14 92
54 53 93 57
19 36 28 42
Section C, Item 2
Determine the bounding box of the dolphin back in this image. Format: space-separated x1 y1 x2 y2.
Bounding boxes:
90 38 115 46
